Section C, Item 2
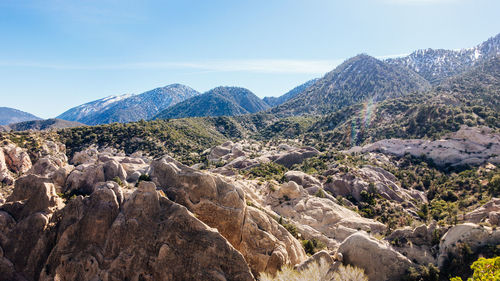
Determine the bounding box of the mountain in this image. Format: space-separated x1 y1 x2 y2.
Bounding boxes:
155 86 269 119
57 94 131 125
386 33 500 84
57 84 199 125
305 55 500 149
0 107 41 125
436 55 500 110
271 54 431 116
6 118 84 131
263 79 319 107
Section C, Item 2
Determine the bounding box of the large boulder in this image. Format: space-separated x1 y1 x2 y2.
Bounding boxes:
2 143 32 174
150 157 306 275
338 232 413 281
65 159 126 194
273 147 319 168
1 174 64 221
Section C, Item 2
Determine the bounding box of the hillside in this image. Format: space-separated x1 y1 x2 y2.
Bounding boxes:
271 54 431 116
57 84 199 125
0 107 41 125
303 56 500 149
6 118 85 131
387 33 500 84
155 86 269 119
436 55 500 110
263 79 318 107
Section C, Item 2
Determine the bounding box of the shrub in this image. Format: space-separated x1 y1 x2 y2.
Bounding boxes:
450 256 500 281
112 176 123 186
138 174 151 182
247 162 287 182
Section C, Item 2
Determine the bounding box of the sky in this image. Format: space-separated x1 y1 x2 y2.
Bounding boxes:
0 0 499 118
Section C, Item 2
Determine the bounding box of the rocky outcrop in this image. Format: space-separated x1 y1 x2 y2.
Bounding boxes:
338 232 413 281
0 177 255 281
0 174 64 280
324 165 426 204
464 198 500 225
0 142 32 185
65 158 127 194
273 147 319 168
271 192 386 248
150 156 307 275
386 223 445 265
2 143 32 175
437 223 500 267
349 126 500 166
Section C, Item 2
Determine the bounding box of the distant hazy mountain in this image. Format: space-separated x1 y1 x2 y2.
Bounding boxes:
7 118 84 131
57 84 199 125
155 86 269 119
263 79 319 107
386 33 500 84
0 107 41 125
271 54 431 116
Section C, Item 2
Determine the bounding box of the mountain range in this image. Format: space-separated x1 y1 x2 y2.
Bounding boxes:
155 86 269 119
386 33 500 84
2 32 499 129
57 84 199 125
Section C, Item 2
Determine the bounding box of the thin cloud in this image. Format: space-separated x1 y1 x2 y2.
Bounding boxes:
383 0 461 4
0 59 343 74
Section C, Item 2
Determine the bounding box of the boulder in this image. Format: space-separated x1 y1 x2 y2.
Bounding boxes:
2 143 32 174
273 147 319 168
65 159 126 194
464 198 500 225
338 232 413 281
1 174 64 221
437 223 500 267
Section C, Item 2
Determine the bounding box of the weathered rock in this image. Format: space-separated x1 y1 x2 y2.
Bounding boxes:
294 250 334 272
350 126 500 166
1 175 64 221
273 147 319 168
0 150 13 185
272 196 386 247
338 232 413 281
2 143 32 174
437 223 500 267
464 198 500 225
150 157 306 275
65 159 126 194
324 165 425 204
39 182 254 281
386 223 444 265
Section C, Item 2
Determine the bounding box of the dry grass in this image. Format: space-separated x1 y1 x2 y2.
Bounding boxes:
259 259 367 281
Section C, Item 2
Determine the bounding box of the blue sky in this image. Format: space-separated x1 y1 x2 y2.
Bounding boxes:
1 0 499 118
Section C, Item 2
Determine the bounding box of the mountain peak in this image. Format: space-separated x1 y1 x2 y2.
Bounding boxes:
155 86 268 119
